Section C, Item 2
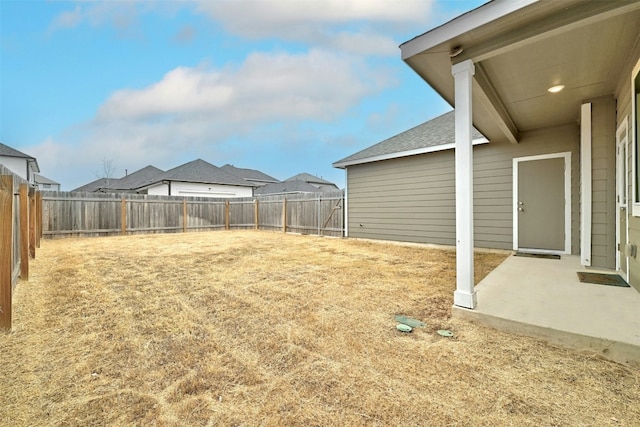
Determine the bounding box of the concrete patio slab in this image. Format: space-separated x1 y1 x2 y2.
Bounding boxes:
453 254 640 367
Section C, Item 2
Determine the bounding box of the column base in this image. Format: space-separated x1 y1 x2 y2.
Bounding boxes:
454 289 477 309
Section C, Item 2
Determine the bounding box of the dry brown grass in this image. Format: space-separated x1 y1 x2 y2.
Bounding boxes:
1 230 638 426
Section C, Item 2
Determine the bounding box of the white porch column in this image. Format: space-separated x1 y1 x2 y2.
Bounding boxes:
452 59 476 309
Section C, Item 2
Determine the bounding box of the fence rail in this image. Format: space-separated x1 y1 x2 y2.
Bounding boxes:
41 190 344 238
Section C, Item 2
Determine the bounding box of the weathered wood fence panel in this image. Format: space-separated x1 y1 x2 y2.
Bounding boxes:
0 165 42 330
42 190 344 238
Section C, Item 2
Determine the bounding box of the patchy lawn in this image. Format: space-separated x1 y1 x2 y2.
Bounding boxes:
1 231 638 426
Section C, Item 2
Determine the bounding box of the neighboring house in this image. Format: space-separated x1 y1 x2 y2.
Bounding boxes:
334 111 487 245
284 173 340 192
254 180 325 196
71 165 165 193
137 159 254 198
359 0 639 307
72 178 113 193
0 142 40 184
220 164 280 187
34 174 61 191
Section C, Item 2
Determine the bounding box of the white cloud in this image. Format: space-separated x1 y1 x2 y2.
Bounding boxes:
98 49 392 123
195 0 434 56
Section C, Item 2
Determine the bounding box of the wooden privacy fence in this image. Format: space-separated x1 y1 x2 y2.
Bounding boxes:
0 165 42 330
41 191 344 238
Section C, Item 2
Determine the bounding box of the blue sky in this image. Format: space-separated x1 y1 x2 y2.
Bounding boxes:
1 0 485 190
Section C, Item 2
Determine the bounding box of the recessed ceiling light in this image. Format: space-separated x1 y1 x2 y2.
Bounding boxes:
548 85 565 93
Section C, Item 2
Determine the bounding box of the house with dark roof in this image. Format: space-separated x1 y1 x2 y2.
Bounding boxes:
220 164 279 187
72 165 165 193
333 110 486 245
137 159 254 198
284 173 340 192
0 142 40 183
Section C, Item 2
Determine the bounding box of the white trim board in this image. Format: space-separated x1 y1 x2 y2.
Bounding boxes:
512 152 572 255
616 116 630 278
581 103 592 266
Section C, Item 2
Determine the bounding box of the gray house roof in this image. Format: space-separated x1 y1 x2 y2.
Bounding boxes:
112 165 164 190
285 172 335 186
72 178 112 192
221 164 279 186
34 174 60 185
0 142 40 172
255 180 325 195
146 159 254 188
333 110 486 168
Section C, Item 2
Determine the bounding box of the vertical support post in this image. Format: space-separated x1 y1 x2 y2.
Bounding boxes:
121 197 127 235
317 196 321 236
1 176 13 330
19 184 29 280
225 200 230 230
183 198 188 233
254 199 259 230
282 198 287 233
29 189 36 258
580 103 592 266
35 191 42 248
452 59 477 309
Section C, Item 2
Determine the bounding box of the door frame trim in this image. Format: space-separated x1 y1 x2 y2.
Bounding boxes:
616 116 629 278
512 152 572 254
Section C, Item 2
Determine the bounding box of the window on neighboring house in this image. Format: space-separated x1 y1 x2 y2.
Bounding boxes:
43 183 51 189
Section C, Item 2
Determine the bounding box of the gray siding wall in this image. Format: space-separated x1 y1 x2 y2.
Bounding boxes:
618 44 640 293
346 124 580 252
588 95 617 269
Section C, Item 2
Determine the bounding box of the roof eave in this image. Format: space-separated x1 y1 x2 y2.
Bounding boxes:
333 137 489 169
400 0 540 60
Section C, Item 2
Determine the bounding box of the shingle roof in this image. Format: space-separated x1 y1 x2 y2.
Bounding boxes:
72 178 113 192
255 180 324 195
220 164 279 184
34 174 60 185
333 110 485 168
0 142 35 159
112 165 164 190
148 159 254 187
285 173 335 185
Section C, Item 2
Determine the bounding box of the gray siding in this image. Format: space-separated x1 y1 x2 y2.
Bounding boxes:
618 44 640 293
588 95 617 269
346 124 580 252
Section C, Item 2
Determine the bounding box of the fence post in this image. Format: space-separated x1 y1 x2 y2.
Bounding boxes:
183 198 187 233
19 184 29 280
121 197 127 235
29 189 36 258
36 191 42 248
1 175 13 330
282 198 287 233
254 199 259 230
225 200 230 230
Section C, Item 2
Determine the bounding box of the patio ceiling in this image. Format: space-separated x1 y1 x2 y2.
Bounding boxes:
401 0 640 144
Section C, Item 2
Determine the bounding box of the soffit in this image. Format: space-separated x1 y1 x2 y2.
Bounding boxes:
402 0 640 143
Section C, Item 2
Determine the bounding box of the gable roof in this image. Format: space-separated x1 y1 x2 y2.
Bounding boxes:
146 159 254 188
112 165 164 190
0 142 40 173
220 164 279 185
333 110 486 168
285 173 334 186
72 178 112 192
34 174 60 185
255 180 325 195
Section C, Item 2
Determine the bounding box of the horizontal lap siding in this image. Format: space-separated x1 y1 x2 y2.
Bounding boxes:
347 124 580 251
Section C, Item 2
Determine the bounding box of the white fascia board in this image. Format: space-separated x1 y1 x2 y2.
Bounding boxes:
333 137 489 169
401 0 540 60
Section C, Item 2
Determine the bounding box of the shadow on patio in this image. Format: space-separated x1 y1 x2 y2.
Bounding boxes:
454 254 640 368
